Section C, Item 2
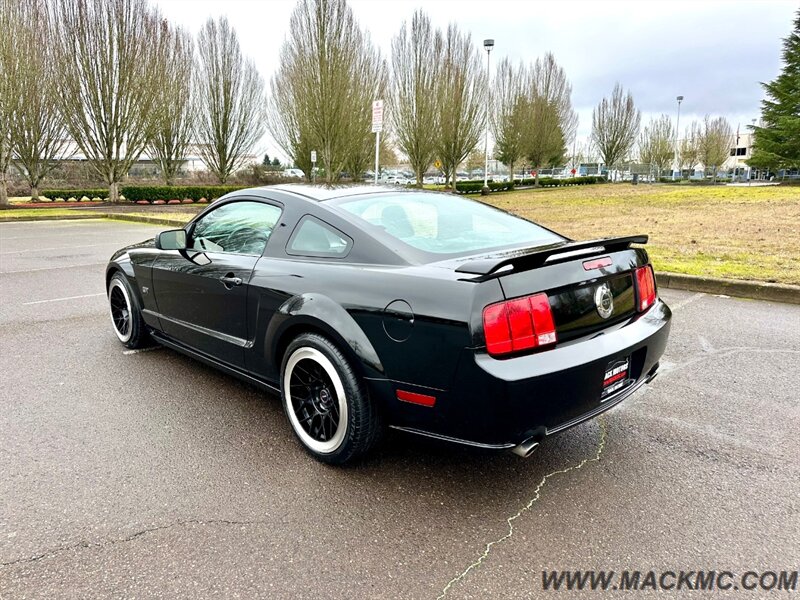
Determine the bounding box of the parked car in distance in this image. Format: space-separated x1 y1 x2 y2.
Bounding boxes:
106 185 670 464
282 168 305 179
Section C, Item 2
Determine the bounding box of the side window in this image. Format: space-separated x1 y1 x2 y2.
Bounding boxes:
190 201 281 256
287 216 352 258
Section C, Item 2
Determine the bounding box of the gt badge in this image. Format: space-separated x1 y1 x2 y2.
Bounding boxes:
594 283 614 319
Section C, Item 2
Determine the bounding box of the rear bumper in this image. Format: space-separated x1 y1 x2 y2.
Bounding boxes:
382 298 671 448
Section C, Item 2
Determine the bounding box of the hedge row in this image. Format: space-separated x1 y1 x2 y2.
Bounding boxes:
454 175 606 193
515 175 607 187
657 177 725 185
120 185 247 202
454 180 515 193
40 185 248 202
40 188 109 199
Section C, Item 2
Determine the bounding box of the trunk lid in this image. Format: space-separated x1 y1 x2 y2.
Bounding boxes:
454 236 649 343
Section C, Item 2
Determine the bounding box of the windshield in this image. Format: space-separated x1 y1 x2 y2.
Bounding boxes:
331 193 563 255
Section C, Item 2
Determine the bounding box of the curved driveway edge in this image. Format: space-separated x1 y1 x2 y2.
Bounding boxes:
657 272 800 305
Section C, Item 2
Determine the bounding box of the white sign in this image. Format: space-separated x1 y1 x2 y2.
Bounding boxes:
372 99 384 133
311 150 317 163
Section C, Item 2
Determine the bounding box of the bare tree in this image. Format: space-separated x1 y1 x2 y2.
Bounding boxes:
492 58 527 185
591 83 641 180
523 95 562 183
148 24 194 185
269 0 386 185
268 73 314 181
195 17 266 184
638 114 674 179
698 115 733 183
53 0 167 202
378 136 399 169
0 0 20 206
434 23 486 189
679 121 702 174
390 10 438 187
8 0 73 200
342 31 386 182
534 53 578 145
522 54 576 185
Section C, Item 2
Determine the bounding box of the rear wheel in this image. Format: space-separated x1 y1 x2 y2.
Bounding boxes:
108 272 150 349
281 333 382 464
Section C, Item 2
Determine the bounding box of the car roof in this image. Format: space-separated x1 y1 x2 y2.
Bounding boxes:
263 184 414 202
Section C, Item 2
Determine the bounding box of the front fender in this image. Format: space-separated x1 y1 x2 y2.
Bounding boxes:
105 254 136 291
266 293 384 377
106 245 160 328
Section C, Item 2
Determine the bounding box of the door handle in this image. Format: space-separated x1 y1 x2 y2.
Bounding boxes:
220 274 243 287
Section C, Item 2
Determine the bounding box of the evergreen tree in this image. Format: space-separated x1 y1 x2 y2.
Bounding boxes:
272 157 281 167
749 11 800 171
262 153 271 166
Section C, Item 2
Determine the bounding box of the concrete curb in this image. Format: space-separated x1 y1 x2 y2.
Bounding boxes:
101 214 190 227
0 214 190 226
656 272 800 305
0 214 101 223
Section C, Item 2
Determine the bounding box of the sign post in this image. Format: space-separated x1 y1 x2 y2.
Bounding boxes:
311 150 317 184
372 100 383 185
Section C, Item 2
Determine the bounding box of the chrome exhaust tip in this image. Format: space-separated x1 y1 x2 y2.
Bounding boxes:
511 437 540 458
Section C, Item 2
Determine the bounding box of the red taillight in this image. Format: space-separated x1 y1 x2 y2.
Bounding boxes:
482 292 557 357
635 265 657 312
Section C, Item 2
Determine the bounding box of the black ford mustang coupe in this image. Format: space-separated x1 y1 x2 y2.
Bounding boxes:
106 185 671 464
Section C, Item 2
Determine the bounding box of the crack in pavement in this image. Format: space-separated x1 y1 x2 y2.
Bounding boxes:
0 519 264 568
436 418 608 599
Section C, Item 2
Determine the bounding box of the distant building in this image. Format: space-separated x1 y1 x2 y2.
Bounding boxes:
723 130 760 179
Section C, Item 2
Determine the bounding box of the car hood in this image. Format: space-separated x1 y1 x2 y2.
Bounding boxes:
110 237 156 261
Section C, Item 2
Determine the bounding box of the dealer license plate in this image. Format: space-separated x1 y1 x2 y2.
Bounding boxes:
601 357 630 400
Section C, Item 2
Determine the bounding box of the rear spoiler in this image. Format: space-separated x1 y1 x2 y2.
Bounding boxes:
455 235 648 281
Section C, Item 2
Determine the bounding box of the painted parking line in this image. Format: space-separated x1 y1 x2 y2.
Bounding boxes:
667 292 705 312
0 261 106 274
22 292 106 306
0 242 122 255
122 347 162 355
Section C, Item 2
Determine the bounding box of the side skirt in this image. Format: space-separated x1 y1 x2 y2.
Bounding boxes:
150 330 281 396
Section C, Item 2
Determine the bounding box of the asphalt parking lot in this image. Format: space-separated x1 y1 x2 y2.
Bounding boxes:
1 219 798 599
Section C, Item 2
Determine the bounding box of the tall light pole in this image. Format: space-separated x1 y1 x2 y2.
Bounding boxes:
482 38 494 195
749 117 757 183
672 95 684 180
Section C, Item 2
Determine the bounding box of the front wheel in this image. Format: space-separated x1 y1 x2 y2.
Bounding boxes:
108 272 150 349
281 333 382 464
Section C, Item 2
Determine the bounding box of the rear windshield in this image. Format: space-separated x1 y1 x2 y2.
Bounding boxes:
331 193 563 255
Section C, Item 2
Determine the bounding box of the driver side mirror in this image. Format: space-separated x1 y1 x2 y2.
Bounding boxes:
155 229 187 250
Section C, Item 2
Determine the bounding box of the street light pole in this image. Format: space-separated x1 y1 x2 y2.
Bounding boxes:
482 38 494 195
673 95 683 180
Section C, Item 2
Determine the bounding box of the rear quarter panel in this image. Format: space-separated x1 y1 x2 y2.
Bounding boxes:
245 259 498 391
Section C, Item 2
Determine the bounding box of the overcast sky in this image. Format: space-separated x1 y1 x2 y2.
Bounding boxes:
154 0 795 162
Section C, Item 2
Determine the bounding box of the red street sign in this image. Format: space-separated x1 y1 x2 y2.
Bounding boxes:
571 168 577 174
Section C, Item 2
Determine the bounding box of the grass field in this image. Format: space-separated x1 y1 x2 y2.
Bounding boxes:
2 184 798 285
484 184 800 285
